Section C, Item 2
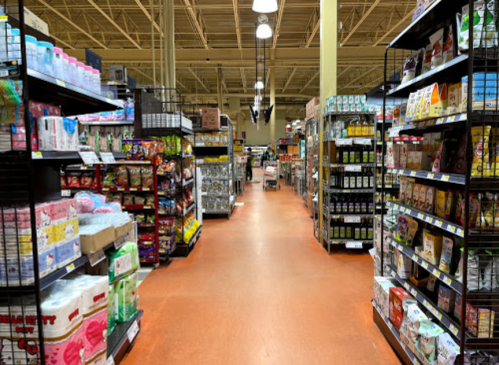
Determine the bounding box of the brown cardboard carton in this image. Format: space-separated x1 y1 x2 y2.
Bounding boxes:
115 220 133 240
201 108 221 129
81 225 115 254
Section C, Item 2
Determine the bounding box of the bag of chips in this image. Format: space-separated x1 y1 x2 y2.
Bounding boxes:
127 166 142 188
116 165 129 187
141 166 154 188
67 173 81 188
123 194 134 206
145 194 155 207
104 168 117 187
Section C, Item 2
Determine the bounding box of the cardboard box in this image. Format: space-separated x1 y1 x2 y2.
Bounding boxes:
406 180 415 207
80 225 115 254
421 83 448 120
410 151 432 170
412 184 421 208
448 82 462 110
386 143 401 168
438 285 456 313
201 108 221 129
389 287 412 329
400 177 408 205
115 220 133 240
423 231 443 265
467 304 495 338
306 97 320 121
418 185 427 211
425 186 436 214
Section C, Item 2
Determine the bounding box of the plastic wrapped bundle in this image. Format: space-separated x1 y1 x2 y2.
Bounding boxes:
116 272 138 322
107 242 139 283
108 284 116 335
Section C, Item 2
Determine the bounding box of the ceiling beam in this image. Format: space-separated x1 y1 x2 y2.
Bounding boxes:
182 0 209 49
273 0 286 49
300 70 319 93
340 67 379 88
188 68 210 92
304 8 320 48
341 0 381 46
87 0 142 48
337 67 352 79
282 67 297 92
134 0 163 36
232 0 242 49
372 6 417 47
35 0 108 48
240 68 247 92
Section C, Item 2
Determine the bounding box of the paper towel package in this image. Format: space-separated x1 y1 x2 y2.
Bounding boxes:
0 248 57 286
64 275 108 363
107 242 139 283
115 272 138 322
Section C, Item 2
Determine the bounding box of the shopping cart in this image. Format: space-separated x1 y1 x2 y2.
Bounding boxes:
263 160 280 191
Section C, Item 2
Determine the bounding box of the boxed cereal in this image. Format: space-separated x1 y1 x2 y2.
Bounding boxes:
389 287 412 330
438 285 456 313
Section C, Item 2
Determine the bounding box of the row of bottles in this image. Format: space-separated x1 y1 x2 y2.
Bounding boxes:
337 146 375 164
330 168 375 189
330 219 374 240
329 194 374 214
346 119 375 137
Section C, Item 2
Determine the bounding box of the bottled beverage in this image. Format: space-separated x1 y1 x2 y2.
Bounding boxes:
343 171 350 189
368 197 374 213
361 195 367 213
331 168 336 187
342 148 349 164
336 195 343 213
333 220 340 239
347 120 355 137
356 172 363 189
355 149 361 163
342 196 349 213
348 197 355 213
368 219 374 240
363 169 369 190
369 168 375 188
362 118 369 136
349 149 355 164
355 225 361 240
361 219 367 240
369 119 375 136
355 195 361 213
369 149 375 163
362 146 369 163
355 119 362 137
346 225 352 239
350 172 356 189
340 223 346 239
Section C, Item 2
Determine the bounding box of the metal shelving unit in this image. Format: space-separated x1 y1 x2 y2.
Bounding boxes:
375 1 499 363
194 118 235 219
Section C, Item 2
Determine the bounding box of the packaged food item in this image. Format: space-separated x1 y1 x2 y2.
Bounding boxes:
127 166 142 188
444 190 456 220
458 3 485 51
439 236 453 274
423 230 443 265
417 320 444 362
455 293 463 321
436 333 460 365
432 140 445 172
451 133 467 174
389 287 412 330
145 194 155 207
135 213 145 223
406 218 419 247
406 180 415 207
442 25 454 63
116 165 129 187
455 191 463 223
141 165 154 188
403 303 427 345
111 193 122 204
438 285 456 313
436 189 448 218
427 274 438 292
481 1 497 48
467 304 495 338
398 250 412 279
421 44 433 75
141 141 155 161
402 50 422 84
397 215 409 243
80 173 93 188
471 126 491 177
400 176 408 205
430 28 444 69
418 185 427 211
447 82 461 109
425 186 436 214
103 168 116 187
123 194 134 206
461 193 480 228
134 196 145 205
412 184 421 208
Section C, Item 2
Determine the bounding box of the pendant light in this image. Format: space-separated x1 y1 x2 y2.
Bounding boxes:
252 0 278 13
254 81 264 90
256 23 272 39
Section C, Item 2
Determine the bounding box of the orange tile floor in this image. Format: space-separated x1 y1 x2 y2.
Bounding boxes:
122 174 402 365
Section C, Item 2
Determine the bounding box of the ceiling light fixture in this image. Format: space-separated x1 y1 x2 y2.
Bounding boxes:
256 23 272 39
254 81 264 90
252 0 278 13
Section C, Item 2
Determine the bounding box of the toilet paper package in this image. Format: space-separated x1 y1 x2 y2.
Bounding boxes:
64 275 108 363
115 272 138 322
107 242 139 283
52 218 79 244
56 237 81 269
0 248 56 286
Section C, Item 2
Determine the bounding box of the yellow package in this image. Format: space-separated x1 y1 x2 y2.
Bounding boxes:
436 190 447 219
423 230 443 265
471 126 491 177
52 218 79 243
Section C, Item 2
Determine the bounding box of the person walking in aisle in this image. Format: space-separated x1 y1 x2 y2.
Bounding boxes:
246 148 253 182
261 146 277 166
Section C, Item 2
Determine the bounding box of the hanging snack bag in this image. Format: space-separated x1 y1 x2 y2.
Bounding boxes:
127 166 142 188
402 50 421 84
471 126 492 177
436 333 460 365
421 44 433 75
443 25 454 63
418 320 444 362
482 1 497 48
439 236 454 274
430 28 445 69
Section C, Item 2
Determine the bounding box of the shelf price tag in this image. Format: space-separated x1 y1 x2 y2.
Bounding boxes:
411 171 417 176
79 152 101 165
433 268 441 277
412 254 419 262
410 288 418 296
336 138 353 146
428 173 435 179
427 217 434 224
346 241 363 249
100 152 116 164
32 151 43 159
449 115 456 122
127 320 140 343
404 282 410 290
56 79 66 87
457 228 464 237
441 175 450 182
406 209 412 215
61 189 71 197
450 324 459 336
345 165 362 172
417 213 424 220
423 299 432 310
435 221 443 228
66 263 76 273
448 226 456 233
401 207 406 213
443 276 452 285
422 261 429 269
344 216 361 223
88 249 106 267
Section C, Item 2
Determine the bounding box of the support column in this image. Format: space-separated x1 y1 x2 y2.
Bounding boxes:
164 0 175 90
270 49 276 149
217 67 224 113
319 0 338 245
237 112 243 139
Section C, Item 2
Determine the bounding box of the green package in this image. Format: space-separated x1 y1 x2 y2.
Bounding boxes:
108 284 116 335
107 242 139 283
116 272 138 322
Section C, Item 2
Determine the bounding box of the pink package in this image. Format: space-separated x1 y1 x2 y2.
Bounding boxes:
64 275 108 362
98 112 114 121
51 199 78 223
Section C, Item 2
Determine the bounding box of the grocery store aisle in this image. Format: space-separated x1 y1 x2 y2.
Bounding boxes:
122 175 401 365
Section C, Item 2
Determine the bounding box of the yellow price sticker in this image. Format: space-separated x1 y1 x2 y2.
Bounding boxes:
411 171 417 176
423 299 431 309
32 151 43 159
441 175 450 181
418 213 424 219
422 262 429 269
449 115 456 122
410 288 418 296
444 276 452 285
457 229 464 237
406 209 412 215
436 220 443 227
56 79 66 87
428 173 435 179
433 268 441 277
448 226 456 233
427 217 434 223
450 324 459 335
412 254 419 262
66 263 75 273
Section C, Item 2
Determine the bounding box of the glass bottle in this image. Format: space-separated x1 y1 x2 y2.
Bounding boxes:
340 222 346 239
363 168 369 190
355 225 361 240
343 170 350 189
363 146 369 163
349 195 355 213
355 194 361 213
368 219 374 240
343 148 349 164
369 168 375 188
347 120 355 137
357 172 363 189
333 219 340 239
361 194 367 213
349 148 356 164
362 118 369 136
361 219 367 240
355 149 361 163
355 119 362 137
350 171 356 190
346 224 352 239
342 195 349 213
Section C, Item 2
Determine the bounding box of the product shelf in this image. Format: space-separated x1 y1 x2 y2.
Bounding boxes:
329 240 373 247
325 188 373 194
195 144 229 147
324 111 376 118
376 185 399 189
394 113 467 133
387 55 469 98
79 121 134 126
372 300 420 365
386 265 461 341
102 187 154 192
328 163 375 168
386 169 466 185
386 236 463 294
123 205 155 211
107 310 144 364
386 201 464 238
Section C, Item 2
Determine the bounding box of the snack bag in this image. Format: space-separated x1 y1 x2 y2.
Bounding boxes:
406 218 418 247
430 28 444 69
482 1 497 48
443 25 454 63
402 50 422 84
116 165 129 188
421 44 432 75
127 166 142 188
471 126 491 177
141 165 154 188
404 304 427 345
436 333 460 365
439 236 453 274
397 215 409 243
418 320 444 362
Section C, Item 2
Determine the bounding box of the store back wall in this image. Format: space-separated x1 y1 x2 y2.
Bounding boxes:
244 109 288 146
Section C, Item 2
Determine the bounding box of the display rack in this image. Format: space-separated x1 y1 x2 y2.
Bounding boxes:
321 112 376 252
134 88 199 258
0 5 143 364
305 118 319 240
194 117 235 219
374 1 499 363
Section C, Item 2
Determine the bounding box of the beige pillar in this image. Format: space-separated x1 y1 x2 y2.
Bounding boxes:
164 0 175 91
270 50 276 149
237 112 243 139
319 0 338 244
217 67 224 113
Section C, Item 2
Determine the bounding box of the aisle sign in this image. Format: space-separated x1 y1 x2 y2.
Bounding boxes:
79 152 101 165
